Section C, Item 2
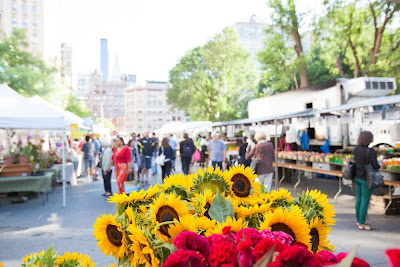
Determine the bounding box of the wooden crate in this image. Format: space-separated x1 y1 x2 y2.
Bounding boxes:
370 194 400 215
0 164 33 177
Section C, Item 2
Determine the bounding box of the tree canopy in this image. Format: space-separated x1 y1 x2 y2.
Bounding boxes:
167 27 257 122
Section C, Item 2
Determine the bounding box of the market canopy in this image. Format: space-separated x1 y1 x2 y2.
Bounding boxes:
0 84 65 130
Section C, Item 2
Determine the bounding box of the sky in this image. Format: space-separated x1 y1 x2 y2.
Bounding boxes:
43 0 323 85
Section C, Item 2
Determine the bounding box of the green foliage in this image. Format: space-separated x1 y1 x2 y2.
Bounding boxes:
65 93 92 118
168 27 257 122
0 29 59 97
208 191 235 223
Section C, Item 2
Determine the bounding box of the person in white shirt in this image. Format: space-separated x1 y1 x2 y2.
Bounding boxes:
200 135 208 167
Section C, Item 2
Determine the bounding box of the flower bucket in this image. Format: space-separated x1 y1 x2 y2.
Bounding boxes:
4 156 15 165
19 156 28 164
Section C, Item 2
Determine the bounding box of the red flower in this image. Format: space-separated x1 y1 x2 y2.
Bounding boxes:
208 241 238 267
162 249 207 267
253 238 289 262
317 250 338 265
273 245 319 267
235 228 261 247
174 231 210 258
208 234 233 247
291 242 308 249
336 253 370 267
260 230 294 245
385 249 400 267
238 239 253 267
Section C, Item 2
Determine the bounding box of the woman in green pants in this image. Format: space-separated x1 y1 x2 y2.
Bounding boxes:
352 131 380 230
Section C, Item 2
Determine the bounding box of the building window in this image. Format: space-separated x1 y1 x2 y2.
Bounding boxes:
159 101 162 105
32 5 38 13
11 4 17 11
147 101 151 105
172 116 176 121
12 18 18 26
22 4 27 13
177 116 181 121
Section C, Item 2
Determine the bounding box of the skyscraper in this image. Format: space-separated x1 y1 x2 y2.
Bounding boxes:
100 38 109 82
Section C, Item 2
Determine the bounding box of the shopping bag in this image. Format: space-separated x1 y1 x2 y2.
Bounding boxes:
342 162 355 186
193 149 201 162
365 149 384 189
124 173 139 194
155 154 165 166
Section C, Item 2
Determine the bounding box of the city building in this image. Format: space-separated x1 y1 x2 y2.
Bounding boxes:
0 0 45 57
232 15 269 73
100 38 109 82
60 42 72 89
76 73 91 101
124 81 186 133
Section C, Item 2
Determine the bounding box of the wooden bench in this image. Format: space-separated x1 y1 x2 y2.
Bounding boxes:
0 164 33 177
384 180 400 215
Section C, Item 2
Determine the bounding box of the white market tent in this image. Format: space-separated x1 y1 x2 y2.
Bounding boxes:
156 121 212 135
0 84 68 207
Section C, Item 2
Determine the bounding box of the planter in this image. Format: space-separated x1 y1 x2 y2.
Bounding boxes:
33 171 46 176
19 156 28 164
4 156 15 165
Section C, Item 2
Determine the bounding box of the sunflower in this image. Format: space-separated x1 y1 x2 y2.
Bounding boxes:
235 203 272 219
125 207 137 225
226 165 260 204
268 188 294 208
309 218 334 253
93 213 129 259
304 189 336 226
195 216 217 233
259 206 311 250
205 217 247 237
56 252 95 267
192 166 232 195
107 192 131 205
143 185 160 200
167 215 197 242
128 224 159 267
192 190 215 217
162 173 193 192
150 193 190 242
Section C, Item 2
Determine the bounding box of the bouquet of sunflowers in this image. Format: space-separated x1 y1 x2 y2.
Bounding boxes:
93 165 338 266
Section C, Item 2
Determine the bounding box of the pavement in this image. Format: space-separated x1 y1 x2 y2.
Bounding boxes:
0 162 399 266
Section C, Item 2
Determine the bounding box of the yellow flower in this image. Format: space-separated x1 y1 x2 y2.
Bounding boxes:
56 252 95 267
93 213 129 260
192 190 215 217
167 215 197 242
226 165 260 204
105 264 116 267
107 192 132 205
195 216 217 232
143 185 160 200
192 166 232 195
205 217 247 237
235 203 272 219
309 218 334 253
128 224 159 267
268 188 294 206
259 206 312 250
125 206 137 225
149 193 190 242
22 251 44 265
162 173 193 192
0 263 3 267
305 189 336 226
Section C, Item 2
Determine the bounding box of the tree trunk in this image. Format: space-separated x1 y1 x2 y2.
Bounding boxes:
335 56 346 78
347 33 361 78
289 0 309 88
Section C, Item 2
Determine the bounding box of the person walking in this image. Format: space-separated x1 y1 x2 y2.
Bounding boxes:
130 133 141 183
107 137 131 194
81 135 95 182
246 130 275 192
352 131 380 231
169 134 178 171
239 136 251 168
159 137 173 181
90 134 101 181
138 131 154 186
180 133 196 175
101 140 113 196
200 135 208 167
208 131 226 170
128 139 139 184
151 132 159 175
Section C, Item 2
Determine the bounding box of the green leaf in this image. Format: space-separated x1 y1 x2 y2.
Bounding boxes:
39 245 55 267
332 246 358 267
208 191 234 223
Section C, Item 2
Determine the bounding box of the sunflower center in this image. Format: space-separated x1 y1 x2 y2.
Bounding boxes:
156 205 179 237
106 224 123 247
231 174 251 197
310 228 320 254
204 202 211 219
271 223 296 242
139 243 152 265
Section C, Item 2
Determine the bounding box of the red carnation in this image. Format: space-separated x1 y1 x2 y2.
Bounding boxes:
385 249 400 267
274 245 320 267
174 231 210 258
317 250 338 265
253 238 289 262
162 249 207 267
208 241 238 267
235 228 261 247
238 239 253 267
336 253 370 267
291 242 308 249
208 234 233 247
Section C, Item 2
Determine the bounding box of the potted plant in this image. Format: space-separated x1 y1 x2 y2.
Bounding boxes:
19 144 32 165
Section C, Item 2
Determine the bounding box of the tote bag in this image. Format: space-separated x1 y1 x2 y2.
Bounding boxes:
365 148 384 189
342 161 355 186
193 149 201 162
155 148 165 166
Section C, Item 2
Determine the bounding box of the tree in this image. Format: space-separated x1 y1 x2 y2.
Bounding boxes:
0 29 59 97
168 28 257 122
268 0 309 88
64 93 92 118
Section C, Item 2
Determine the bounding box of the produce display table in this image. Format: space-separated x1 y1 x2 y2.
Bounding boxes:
0 173 53 205
274 162 343 203
50 163 77 186
384 180 400 215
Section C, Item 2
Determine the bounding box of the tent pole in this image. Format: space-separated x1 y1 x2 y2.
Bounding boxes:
62 131 67 208
274 118 279 190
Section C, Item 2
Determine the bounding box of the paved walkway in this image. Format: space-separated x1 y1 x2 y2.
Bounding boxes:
0 163 399 266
